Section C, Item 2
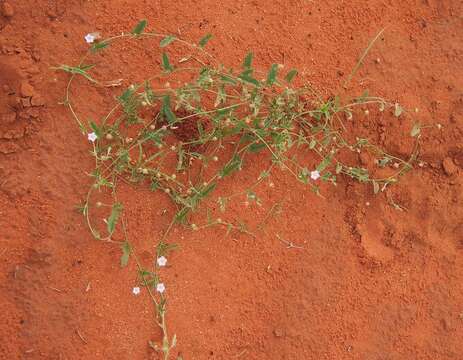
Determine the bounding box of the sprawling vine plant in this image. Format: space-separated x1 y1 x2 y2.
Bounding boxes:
57 20 420 359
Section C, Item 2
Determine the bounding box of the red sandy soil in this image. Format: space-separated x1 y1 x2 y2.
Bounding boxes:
1 1 462 359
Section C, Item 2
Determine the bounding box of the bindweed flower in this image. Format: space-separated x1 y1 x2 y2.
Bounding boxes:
310 170 320 180
132 287 141 295
156 283 165 294
84 32 100 44
88 132 98 142
157 256 167 267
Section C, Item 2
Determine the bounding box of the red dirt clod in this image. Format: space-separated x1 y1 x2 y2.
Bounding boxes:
19 81 35 98
31 95 45 107
1 2 14 18
442 157 458 176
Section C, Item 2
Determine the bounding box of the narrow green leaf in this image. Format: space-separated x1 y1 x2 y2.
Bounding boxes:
335 163 343 174
219 155 242 178
79 64 95 71
160 35 176 47
156 241 178 257
90 41 110 53
214 85 226 107
174 207 190 223
197 121 204 137
266 64 279 86
243 52 253 69
54 64 96 83
309 139 316 149
378 156 392 168
120 241 131 267
248 142 266 153
238 71 260 87
132 19 147 35
150 179 159 191
200 183 216 198
220 74 237 85
162 52 174 72
107 203 123 235
89 121 102 138
316 156 332 172
161 96 176 124
176 147 185 171
298 167 309 184
199 34 213 48
284 69 298 83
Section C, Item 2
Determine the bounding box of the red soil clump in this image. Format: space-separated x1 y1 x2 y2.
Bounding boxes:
1 1 462 359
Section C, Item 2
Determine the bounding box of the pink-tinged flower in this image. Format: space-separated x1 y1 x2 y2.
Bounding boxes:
87 132 98 142
157 256 167 267
132 287 141 295
310 170 320 180
156 283 165 294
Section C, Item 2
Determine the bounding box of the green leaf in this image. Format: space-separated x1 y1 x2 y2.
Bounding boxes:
90 41 110 53
266 64 279 86
199 34 213 48
298 167 309 184
243 52 253 69
160 35 176 47
258 170 270 180
174 207 190 223
132 19 147 35
378 156 392 168
220 74 237 85
162 52 174 72
54 64 96 83
161 96 176 124
285 69 298 83
309 139 316 149
238 71 260 87
316 156 332 172
176 147 185 171
214 85 226 107
107 203 123 235
120 241 131 267
150 179 159 191
335 163 343 174
156 241 178 257
410 123 421 137
89 121 102 138
219 155 242 178
248 142 266 153
200 183 216 198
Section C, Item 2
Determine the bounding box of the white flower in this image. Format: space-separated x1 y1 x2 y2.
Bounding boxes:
84 32 101 44
85 33 96 44
156 283 165 294
87 132 98 142
310 170 320 180
157 256 167 267
132 287 141 295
